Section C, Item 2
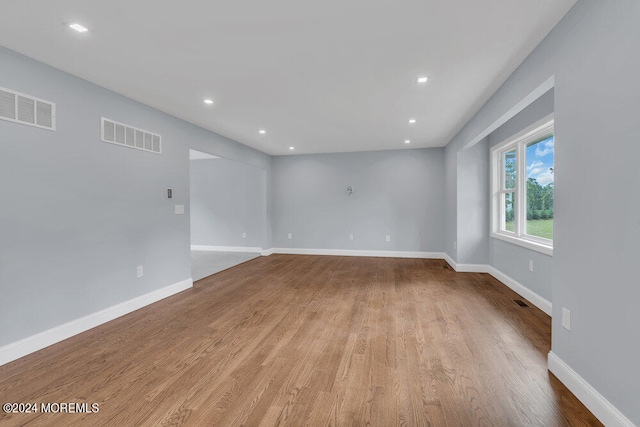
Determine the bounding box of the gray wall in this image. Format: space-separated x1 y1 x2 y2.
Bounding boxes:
487 89 554 301
0 46 271 347
456 138 489 265
190 157 266 248
444 142 458 261
443 1 640 422
272 149 444 252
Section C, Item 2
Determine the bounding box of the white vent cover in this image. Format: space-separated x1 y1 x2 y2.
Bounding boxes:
0 86 56 130
101 117 161 154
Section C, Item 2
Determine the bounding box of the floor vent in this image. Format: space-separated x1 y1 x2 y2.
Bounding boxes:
101 117 161 154
0 86 55 130
513 299 530 308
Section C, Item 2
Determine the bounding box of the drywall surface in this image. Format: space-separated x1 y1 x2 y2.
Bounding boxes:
272 148 444 252
190 157 266 248
0 46 271 347
443 1 640 422
456 138 489 265
487 89 554 301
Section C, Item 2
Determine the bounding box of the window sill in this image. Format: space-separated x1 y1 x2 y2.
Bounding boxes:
491 232 553 256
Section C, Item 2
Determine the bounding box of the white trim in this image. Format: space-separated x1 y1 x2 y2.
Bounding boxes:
548 352 635 427
271 247 445 259
191 245 262 253
442 254 551 315
442 253 457 270
101 117 161 155
490 113 555 256
486 266 552 315
491 233 553 256
0 85 56 131
441 254 490 274
0 278 193 366
261 248 274 256
455 263 490 273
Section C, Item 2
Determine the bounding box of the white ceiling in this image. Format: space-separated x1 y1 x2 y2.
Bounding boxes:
0 0 575 156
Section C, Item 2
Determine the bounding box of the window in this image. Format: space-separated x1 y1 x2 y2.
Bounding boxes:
491 114 554 255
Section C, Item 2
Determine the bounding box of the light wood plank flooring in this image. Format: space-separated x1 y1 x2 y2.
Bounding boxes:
0 255 601 426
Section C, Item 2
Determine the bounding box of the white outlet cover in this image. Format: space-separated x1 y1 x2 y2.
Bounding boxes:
137 265 144 278
175 204 185 214
386 235 391 242
529 260 534 272
562 307 571 330
242 232 247 238
349 234 354 240
287 233 292 240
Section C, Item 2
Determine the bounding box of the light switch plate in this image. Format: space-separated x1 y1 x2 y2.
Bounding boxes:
175 205 185 214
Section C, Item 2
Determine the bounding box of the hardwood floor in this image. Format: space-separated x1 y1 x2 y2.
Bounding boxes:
0 255 601 426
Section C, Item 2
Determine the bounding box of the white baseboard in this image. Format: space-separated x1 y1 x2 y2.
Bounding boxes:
191 245 262 253
261 248 274 256
0 278 193 366
456 263 490 273
442 253 457 270
271 247 445 259
441 254 551 315
486 266 552 316
548 352 634 427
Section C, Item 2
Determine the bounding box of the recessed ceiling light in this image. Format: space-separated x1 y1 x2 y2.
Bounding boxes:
203 99 214 105
258 129 266 134
69 23 88 33
404 140 411 144
289 146 295 150
416 76 428 84
408 119 416 124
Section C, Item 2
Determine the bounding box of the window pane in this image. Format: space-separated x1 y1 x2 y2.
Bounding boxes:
503 150 516 189
503 192 515 233
525 136 554 240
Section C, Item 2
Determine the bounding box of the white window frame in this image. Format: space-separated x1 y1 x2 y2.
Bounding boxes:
490 113 554 256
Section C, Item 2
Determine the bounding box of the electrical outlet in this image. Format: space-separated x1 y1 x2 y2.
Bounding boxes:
137 265 144 278
287 233 292 240
386 235 391 242
453 241 457 250
562 307 571 330
242 232 247 238
349 234 354 241
529 260 534 272
174 204 185 215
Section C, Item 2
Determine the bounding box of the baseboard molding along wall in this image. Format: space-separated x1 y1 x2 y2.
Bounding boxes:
268 247 445 259
441 253 551 316
191 245 262 253
0 278 193 366
486 266 552 316
548 352 635 427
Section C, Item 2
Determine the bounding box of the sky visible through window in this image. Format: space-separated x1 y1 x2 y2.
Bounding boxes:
526 136 554 186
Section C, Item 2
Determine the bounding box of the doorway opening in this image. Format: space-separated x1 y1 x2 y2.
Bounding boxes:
189 149 265 281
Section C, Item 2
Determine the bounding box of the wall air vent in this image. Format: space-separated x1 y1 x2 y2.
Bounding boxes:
101 117 161 154
0 86 56 130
